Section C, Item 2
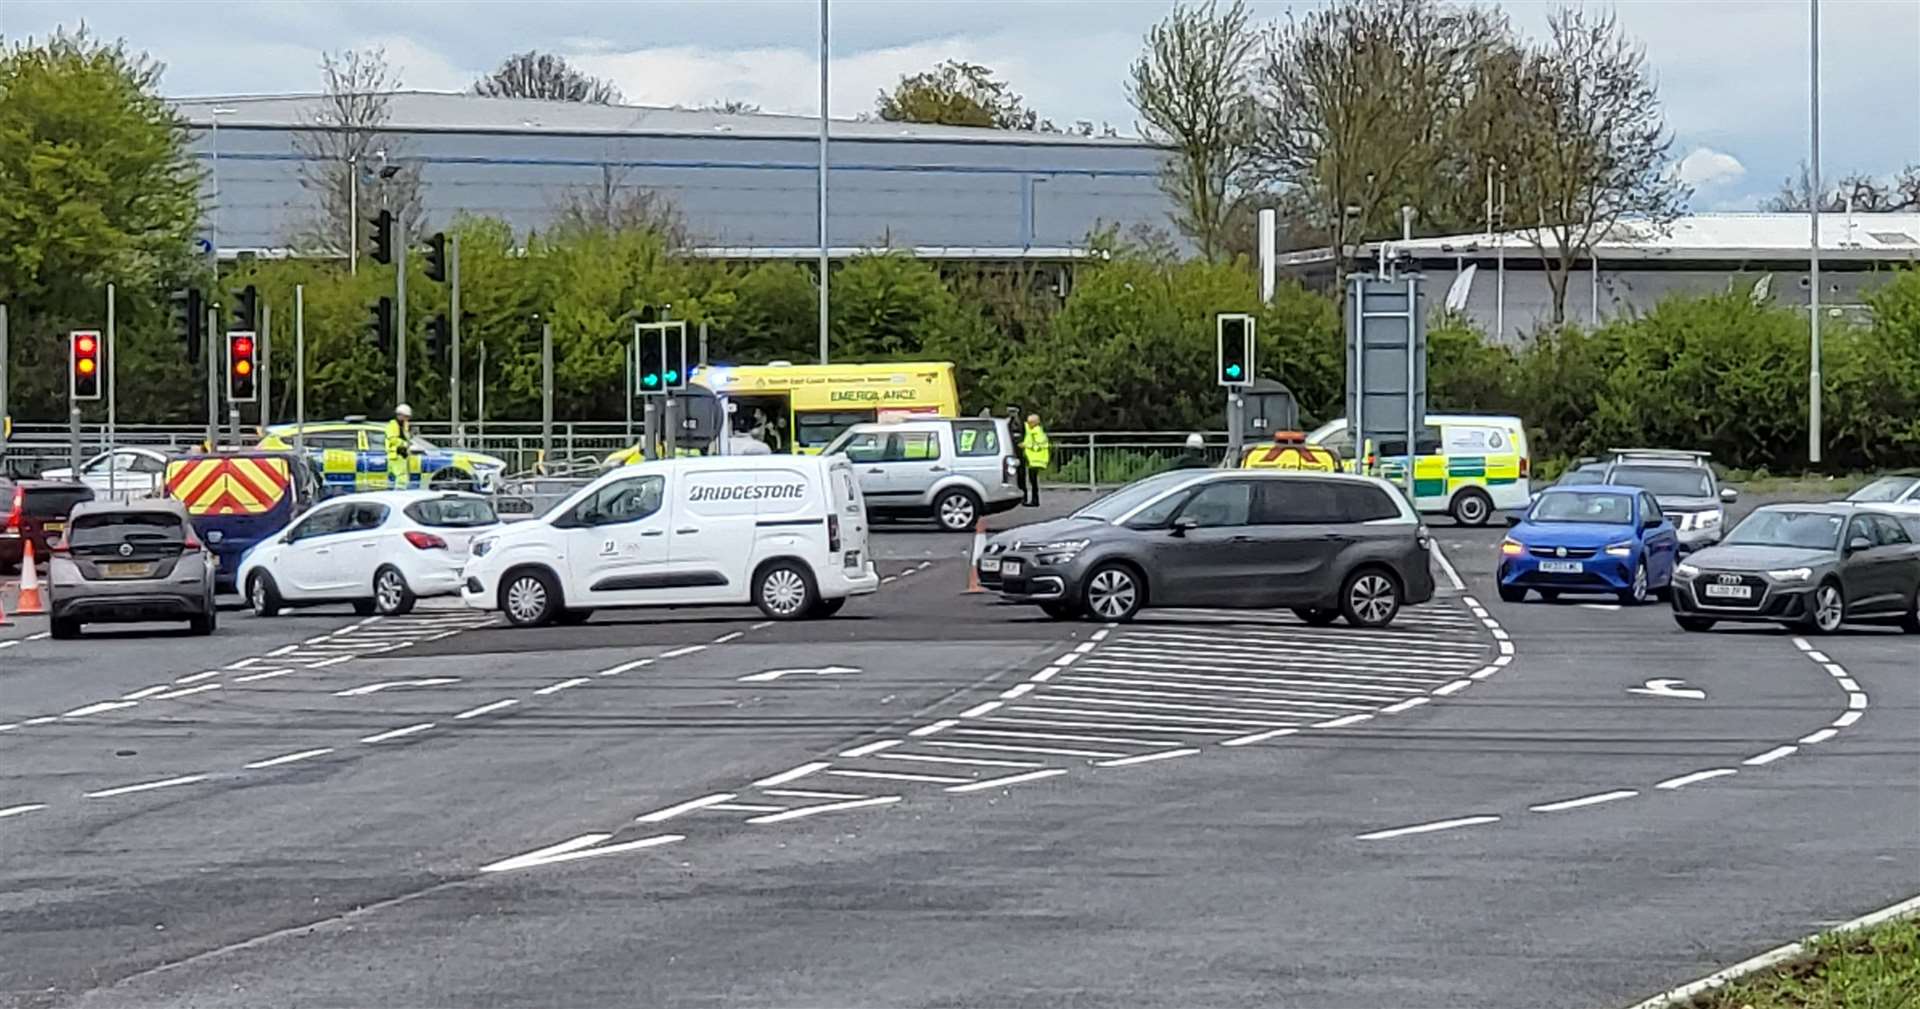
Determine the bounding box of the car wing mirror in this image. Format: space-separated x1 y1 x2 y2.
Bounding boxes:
1720 487 1739 503
1171 516 1199 537
1847 535 1873 553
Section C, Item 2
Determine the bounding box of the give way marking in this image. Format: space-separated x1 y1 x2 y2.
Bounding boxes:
737 665 860 684
334 677 461 697
1628 678 1706 700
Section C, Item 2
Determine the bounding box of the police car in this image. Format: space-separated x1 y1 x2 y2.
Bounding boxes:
258 420 507 495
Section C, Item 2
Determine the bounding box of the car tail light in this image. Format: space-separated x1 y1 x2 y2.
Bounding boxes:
827 514 842 553
4 486 20 534
404 530 447 550
183 530 203 551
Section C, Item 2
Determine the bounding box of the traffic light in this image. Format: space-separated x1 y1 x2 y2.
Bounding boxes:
1217 313 1253 387
70 331 102 401
231 284 258 332
171 287 204 364
426 314 450 360
664 323 688 391
636 326 665 394
369 296 394 354
227 331 257 402
423 232 448 283
368 210 394 265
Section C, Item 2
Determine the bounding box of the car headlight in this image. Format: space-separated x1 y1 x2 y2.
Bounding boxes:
1500 538 1524 556
1767 567 1812 582
1700 510 1722 529
472 537 495 558
1604 541 1634 558
1037 539 1089 565
1676 562 1699 579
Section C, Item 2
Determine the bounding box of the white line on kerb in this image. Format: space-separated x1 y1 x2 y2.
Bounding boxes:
636 793 736 823
1799 727 1839 745
659 645 705 659
1221 727 1299 747
841 739 902 757
454 699 520 720
1743 746 1798 767
1096 747 1198 768
960 701 1003 718
0 803 49 818
946 768 1067 793
745 795 900 824
85 775 209 799
1356 815 1500 841
1315 713 1372 728
360 723 435 743
1654 768 1736 790
753 761 831 788
244 748 335 769
535 677 591 695
910 719 960 737
1529 790 1638 813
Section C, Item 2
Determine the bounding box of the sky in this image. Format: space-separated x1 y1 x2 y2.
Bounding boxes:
6 0 1918 213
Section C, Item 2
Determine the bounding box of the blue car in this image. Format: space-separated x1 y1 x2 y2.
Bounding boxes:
1497 485 1679 604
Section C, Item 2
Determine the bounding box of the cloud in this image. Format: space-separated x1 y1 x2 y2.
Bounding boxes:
1677 147 1747 189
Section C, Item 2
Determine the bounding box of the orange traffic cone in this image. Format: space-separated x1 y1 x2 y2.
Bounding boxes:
965 516 988 594
14 540 46 615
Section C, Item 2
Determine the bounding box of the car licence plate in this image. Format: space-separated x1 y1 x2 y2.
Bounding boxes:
102 562 153 578
1704 583 1753 599
1001 560 1023 577
1538 560 1582 573
978 556 1001 574
44 521 63 534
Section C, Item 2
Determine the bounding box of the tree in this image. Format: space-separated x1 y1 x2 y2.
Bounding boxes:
875 61 1040 130
1502 8 1688 324
1761 162 1920 213
1126 0 1259 261
0 27 202 420
547 164 687 244
474 50 621 104
290 48 427 254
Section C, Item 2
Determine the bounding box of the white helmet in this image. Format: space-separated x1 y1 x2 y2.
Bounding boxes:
1185 433 1204 450
395 404 413 419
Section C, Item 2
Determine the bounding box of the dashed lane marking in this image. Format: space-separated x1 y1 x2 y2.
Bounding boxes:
243 748 335 770
84 775 209 799
1529 790 1638 813
635 793 737 823
360 723 435 744
946 768 1067 793
1095 747 1198 768
1654 768 1737 790
0 804 48 818
454 699 520 720
1356 815 1500 841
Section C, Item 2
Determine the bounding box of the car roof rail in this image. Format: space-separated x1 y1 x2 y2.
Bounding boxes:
1608 447 1711 461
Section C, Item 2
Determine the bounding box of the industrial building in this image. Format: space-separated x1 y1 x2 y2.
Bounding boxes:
173 92 1176 262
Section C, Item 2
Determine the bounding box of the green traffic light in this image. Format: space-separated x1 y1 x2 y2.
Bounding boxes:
1225 364 1243 379
664 369 679 384
642 374 660 388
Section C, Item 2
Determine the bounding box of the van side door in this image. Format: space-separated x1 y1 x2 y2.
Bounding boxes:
556 473 673 606
671 467 788 603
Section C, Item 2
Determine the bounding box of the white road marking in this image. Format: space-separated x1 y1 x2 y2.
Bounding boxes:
916 560 932 570
659 645 706 659
707 802 786 813
1053 680 1360 712
762 788 866 800
737 664 859 683
62 701 137 718
1220 727 1300 747
597 659 652 677
1493 654 1512 666
304 634 336 644
1498 640 1514 656
232 668 293 684
1054 653 1080 666
1356 815 1500 841
23 716 58 725
1627 678 1706 700
0 723 18 732
454 699 520 720
1489 628 1510 640
881 752 1044 769
0 641 16 650
308 655 355 669
712 631 743 644
1091 648 1461 683
266 644 299 656
535 677 592 695
745 795 900 824
1032 667 1061 682
483 833 684 872
880 576 896 584
1315 713 1373 728
999 683 1037 700
1837 676 1859 691
1073 641 1096 654
1799 727 1839 745
1743 746 1798 767
1578 603 1621 612
1529 790 1638 813
635 793 737 823
1073 664 1413 700
1008 703 1287 729
85 774 210 799
909 719 960 737
27 631 49 640
360 722 435 743
151 683 221 700
840 739 901 757
174 670 223 684
1381 697 1432 714
960 700 1003 718
1832 710 1861 728
828 768 972 784
1430 540 1466 590
334 677 460 697
1791 636 1812 651
1806 651 1830 663
751 621 774 630
925 739 1125 759
753 761 831 788
1847 692 1867 710
1091 628 1111 640
1063 672 1378 707
1031 693 1320 721
963 724 1172 745
946 768 1067 793
1468 665 1499 680
244 748 335 769
0 803 48 818
1433 680 1472 696
1654 768 1736 790
1095 747 1198 768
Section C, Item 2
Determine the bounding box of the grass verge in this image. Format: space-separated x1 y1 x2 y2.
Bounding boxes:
1686 915 1920 1009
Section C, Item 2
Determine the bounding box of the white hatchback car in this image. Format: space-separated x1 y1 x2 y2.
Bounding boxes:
461 454 878 626
237 491 500 617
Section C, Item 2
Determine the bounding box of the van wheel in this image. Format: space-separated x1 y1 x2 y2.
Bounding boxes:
1341 567 1402 628
1450 489 1494 527
501 568 560 627
935 488 981 532
248 572 283 617
373 566 417 616
755 561 818 620
811 597 847 619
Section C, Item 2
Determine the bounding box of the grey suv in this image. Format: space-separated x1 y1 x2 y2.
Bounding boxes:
825 418 1022 531
993 470 1436 626
1604 449 1737 552
47 499 217 638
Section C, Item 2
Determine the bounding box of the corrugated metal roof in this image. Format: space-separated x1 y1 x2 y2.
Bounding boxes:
171 91 1151 148
1383 213 1920 262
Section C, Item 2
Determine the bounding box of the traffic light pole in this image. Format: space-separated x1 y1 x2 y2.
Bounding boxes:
450 233 462 446
295 286 306 462
541 322 553 466
0 304 9 463
106 284 116 498
395 222 408 407
205 305 218 451
260 302 272 430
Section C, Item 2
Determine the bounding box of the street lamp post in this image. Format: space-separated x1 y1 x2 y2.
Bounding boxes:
1808 0 1824 465
817 0 831 365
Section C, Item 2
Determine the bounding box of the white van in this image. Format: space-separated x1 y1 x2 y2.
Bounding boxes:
1306 414 1532 525
461 455 878 626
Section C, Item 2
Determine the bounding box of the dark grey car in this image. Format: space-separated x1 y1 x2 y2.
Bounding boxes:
994 470 1436 627
1670 504 1920 634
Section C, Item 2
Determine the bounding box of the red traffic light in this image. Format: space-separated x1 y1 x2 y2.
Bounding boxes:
232 336 254 357
76 335 96 354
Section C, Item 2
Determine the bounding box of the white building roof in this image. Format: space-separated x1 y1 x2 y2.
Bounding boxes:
1382 213 1920 263
171 91 1151 148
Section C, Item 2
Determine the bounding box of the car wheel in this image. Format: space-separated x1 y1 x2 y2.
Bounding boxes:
554 608 594 626
500 568 560 627
1804 581 1846 635
1341 567 1402 628
1039 600 1081 621
934 488 981 532
1082 564 1145 622
1450 489 1494 527
1292 606 1342 626
1496 585 1526 603
50 617 81 640
1618 561 1649 606
351 599 378 616
811 596 848 619
755 561 818 621
248 572 283 617
373 565 417 616
1675 616 1716 632
1538 589 1561 603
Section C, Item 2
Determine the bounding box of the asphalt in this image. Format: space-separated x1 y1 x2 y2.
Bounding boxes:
0 502 1913 1009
